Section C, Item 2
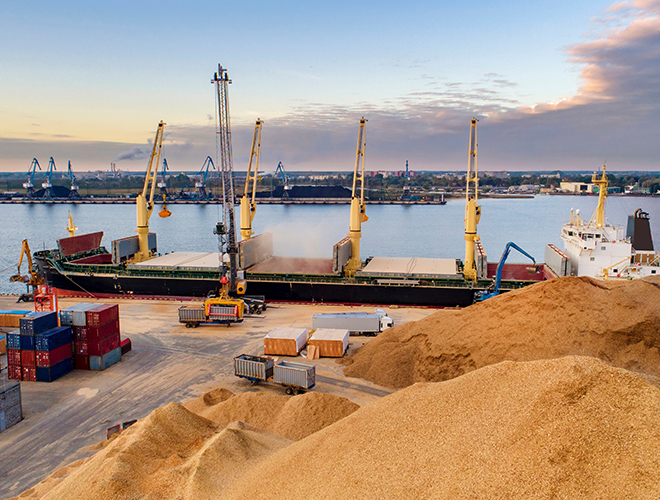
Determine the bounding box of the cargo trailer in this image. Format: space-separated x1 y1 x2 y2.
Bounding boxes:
233 354 315 395
178 304 243 327
311 309 393 335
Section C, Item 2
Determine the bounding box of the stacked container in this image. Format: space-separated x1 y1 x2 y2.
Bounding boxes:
8 311 59 381
0 379 22 432
35 326 74 382
73 304 122 371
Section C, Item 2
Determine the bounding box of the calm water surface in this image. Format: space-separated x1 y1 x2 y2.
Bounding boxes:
1 195 659 294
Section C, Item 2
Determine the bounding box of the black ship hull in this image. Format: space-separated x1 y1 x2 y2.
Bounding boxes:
39 264 477 307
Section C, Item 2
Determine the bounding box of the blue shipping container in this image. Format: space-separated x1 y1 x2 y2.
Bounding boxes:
19 335 35 351
36 358 73 383
90 347 121 371
20 311 58 336
36 327 73 352
7 332 21 350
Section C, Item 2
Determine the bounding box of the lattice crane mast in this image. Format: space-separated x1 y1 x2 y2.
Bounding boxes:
42 157 57 200
23 158 41 199
345 117 369 277
212 64 240 294
158 158 169 198
463 117 481 281
240 119 263 240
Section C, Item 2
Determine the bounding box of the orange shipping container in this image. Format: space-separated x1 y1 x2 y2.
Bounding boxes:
308 328 350 358
264 328 309 356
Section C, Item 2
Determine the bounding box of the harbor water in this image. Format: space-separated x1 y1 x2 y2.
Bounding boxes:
1 195 659 294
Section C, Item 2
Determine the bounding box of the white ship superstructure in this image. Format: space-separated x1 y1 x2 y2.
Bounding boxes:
549 163 659 279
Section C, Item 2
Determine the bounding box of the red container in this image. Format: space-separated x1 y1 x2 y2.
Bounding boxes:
120 337 132 355
73 325 87 342
8 365 22 380
74 319 119 342
74 340 88 355
36 343 73 368
21 349 36 367
74 354 90 370
86 304 119 327
7 348 21 366
75 333 119 356
22 366 37 381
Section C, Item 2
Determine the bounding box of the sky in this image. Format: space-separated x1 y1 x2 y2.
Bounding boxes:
1 0 659 174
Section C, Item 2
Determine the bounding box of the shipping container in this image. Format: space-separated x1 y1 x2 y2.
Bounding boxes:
19 334 35 351
7 332 21 350
36 358 74 382
0 381 22 431
8 365 22 380
7 349 21 366
73 303 100 326
75 333 120 357
86 304 119 327
59 303 95 326
36 343 73 367
74 354 90 370
35 326 73 351
273 361 315 391
120 338 132 355
311 311 393 334
75 319 119 342
0 334 5 355
20 350 36 367
22 366 37 382
264 328 309 356
89 347 121 371
178 306 206 323
308 328 350 358
0 311 27 328
234 354 274 381
20 311 58 335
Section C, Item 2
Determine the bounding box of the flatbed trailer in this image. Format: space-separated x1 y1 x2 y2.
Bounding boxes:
233 354 315 395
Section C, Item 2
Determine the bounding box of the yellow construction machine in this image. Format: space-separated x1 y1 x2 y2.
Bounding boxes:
10 239 44 301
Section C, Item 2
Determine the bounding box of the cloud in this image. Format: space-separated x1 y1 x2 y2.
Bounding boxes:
114 146 148 161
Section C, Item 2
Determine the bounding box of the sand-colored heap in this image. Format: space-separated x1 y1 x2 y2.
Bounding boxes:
186 389 360 441
12 391 359 500
226 356 660 499
343 276 660 388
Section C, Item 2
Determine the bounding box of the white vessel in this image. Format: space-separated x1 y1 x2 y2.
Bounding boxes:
545 163 659 280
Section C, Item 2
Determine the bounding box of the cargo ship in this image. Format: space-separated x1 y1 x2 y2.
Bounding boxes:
32 65 552 307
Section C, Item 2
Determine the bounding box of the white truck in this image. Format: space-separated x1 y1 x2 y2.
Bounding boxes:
312 309 394 335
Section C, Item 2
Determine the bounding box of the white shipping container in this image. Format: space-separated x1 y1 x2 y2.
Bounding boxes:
73 303 101 326
264 327 309 356
308 328 350 357
60 303 96 326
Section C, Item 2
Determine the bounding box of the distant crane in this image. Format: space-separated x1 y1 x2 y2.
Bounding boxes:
195 156 216 200
67 161 80 199
463 117 481 281
23 158 41 199
275 161 292 198
41 157 57 200
240 119 263 240
158 158 169 199
344 117 369 277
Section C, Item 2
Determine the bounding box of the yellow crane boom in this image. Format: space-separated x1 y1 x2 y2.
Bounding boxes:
345 117 368 277
463 117 481 281
10 239 43 287
240 119 263 240
133 121 166 262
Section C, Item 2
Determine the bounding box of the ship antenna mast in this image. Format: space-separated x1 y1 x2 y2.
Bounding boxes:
463 117 481 281
212 64 239 293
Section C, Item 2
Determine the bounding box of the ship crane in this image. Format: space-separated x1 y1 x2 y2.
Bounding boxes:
275 161 292 198
240 119 263 240
42 157 57 200
463 117 481 281
23 158 41 199
67 161 80 199
133 120 167 262
195 156 216 200
344 117 369 277
158 158 169 199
